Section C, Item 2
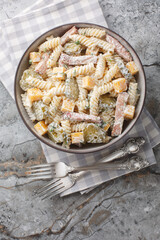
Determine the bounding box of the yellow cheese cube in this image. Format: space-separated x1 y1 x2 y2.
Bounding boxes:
103 123 110 132
27 88 43 102
71 132 84 144
86 47 99 56
113 78 127 93
29 52 41 63
61 99 75 112
52 67 66 80
82 76 95 90
124 105 135 119
34 120 48 135
126 61 139 75
52 67 66 74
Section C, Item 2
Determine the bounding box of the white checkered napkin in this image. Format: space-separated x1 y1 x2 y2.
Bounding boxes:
0 0 50 98
0 0 160 197
0 0 107 97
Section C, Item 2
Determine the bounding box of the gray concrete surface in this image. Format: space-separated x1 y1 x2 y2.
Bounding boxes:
0 0 160 239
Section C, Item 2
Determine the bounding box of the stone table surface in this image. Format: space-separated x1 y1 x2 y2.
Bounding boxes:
0 0 160 239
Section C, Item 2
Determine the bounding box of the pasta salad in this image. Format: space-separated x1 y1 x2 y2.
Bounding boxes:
20 26 140 148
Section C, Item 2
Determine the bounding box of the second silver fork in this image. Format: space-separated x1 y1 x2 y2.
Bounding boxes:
35 156 149 199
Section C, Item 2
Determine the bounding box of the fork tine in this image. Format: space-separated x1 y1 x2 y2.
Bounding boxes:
26 171 52 177
36 178 60 194
37 180 62 197
26 167 54 173
41 185 65 200
27 162 57 169
27 175 53 180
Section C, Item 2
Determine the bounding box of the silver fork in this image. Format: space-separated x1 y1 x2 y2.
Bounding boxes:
35 156 149 199
26 137 145 179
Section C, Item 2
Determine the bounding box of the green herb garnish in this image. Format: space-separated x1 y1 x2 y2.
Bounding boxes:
29 59 32 64
44 48 47 52
75 40 80 45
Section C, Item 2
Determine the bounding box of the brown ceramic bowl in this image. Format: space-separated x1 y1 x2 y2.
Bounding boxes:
14 23 146 154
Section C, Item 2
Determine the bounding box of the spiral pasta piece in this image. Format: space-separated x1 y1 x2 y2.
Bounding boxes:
54 114 61 124
26 76 52 90
90 37 115 53
47 45 63 68
77 99 89 113
78 28 105 38
77 76 88 100
39 37 61 52
61 120 71 148
90 86 100 116
69 34 96 48
95 54 106 79
32 101 48 121
103 64 119 83
104 53 115 67
128 82 139 106
66 63 95 78
71 122 89 132
21 93 36 121
97 82 114 95
49 96 62 117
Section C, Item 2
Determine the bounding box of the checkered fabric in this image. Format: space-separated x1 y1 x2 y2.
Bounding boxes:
0 0 159 196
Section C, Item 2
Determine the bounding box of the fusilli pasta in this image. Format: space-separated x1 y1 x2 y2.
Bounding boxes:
78 28 105 38
39 37 61 52
47 45 63 68
20 25 140 148
95 54 106 79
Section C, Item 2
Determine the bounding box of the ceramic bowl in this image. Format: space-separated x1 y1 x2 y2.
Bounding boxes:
14 23 146 154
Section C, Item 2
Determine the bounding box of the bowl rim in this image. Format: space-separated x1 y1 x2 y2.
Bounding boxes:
14 22 146 154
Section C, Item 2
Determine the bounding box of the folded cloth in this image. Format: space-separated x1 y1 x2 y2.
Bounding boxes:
0 0 159 197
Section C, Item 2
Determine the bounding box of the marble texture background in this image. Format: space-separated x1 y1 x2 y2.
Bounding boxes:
0 0 160 239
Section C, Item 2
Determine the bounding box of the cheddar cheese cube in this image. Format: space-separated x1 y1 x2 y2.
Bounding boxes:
52 67 66 80
34 120 48 135
103 123 110 132
82 76 95 90
124 105 135 119
52 67 66 74
113 78 127 93
29 52 41 63
126 61 139 75
61 99 75 112
27 88 43 102
86 47 99 56
71 132 84 144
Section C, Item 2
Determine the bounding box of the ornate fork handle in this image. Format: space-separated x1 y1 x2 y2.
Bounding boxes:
67 137 146 174
70 156 149 181
99 137 145 164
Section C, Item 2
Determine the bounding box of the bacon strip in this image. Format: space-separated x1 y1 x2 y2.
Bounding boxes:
111 92 129 136
59 53 97 66
35 53 49 75
63 112 102 124
106 34 132 62
61 26 78 45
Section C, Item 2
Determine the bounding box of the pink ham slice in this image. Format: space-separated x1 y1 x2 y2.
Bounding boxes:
106 34 132 62
61 26 78 45
111 92 129 137
59 53 70 65
35 53 49 75
63 112 102 124
59 53 97 65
